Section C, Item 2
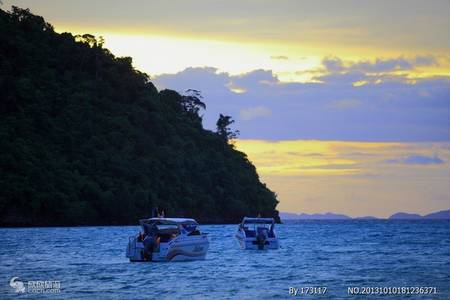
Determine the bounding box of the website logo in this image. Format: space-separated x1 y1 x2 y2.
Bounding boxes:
9 277 61 294
9 277 26 293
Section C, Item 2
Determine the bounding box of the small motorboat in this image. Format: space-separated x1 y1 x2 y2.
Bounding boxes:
235 217 279 250
126 218 209 262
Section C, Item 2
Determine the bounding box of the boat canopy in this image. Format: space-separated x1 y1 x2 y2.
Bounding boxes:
139 218 198 226
241 217 275 224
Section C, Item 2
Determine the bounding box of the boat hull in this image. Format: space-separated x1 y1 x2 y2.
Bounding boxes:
235 233 279 250
126 234 209 262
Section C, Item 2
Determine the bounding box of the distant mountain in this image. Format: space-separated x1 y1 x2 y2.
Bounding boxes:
279 212 351 220
279 212 301 220
355 216 379 220
388 212 422 220
388 210 450 220
423 210 450 220
281 209 450 221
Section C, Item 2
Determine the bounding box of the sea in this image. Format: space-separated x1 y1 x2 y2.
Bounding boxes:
1 220 449 299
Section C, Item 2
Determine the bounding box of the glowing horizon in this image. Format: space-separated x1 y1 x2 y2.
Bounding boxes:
236 139 450 218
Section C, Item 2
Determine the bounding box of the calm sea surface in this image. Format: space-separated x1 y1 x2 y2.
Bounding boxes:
1 221 449 299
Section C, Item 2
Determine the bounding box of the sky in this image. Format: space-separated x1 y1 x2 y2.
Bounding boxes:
4 0 450 217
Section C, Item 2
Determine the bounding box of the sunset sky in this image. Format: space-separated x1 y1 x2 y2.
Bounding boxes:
4 0 450 217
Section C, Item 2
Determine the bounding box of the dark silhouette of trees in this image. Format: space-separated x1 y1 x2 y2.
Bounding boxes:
75 34 104 48
180 89 206 123
0 7 279 226
216 114 240 142
182 89 206 114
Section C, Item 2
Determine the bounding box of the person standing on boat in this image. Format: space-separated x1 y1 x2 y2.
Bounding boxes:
143 234 154 261
142 221 158 261
151 206 159 218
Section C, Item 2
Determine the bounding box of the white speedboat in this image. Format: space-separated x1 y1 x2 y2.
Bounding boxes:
126 218 209 262
235 217 279 250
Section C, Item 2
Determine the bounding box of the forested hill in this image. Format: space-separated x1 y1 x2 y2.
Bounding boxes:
0 7 279 226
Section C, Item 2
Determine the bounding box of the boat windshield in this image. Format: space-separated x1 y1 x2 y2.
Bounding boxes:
139 218 200 238
241 220 275 238
181 223 201 235
140 218 198 226
156 224 179 231
242 217 274 225
242 223 271 230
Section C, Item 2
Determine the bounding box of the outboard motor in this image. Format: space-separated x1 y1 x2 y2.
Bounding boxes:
143 235 154 261
256 232 266 250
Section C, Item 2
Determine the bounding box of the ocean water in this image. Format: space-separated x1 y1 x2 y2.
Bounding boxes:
0 220 449 299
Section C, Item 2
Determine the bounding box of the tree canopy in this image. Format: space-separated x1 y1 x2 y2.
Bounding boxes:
0 7 279 226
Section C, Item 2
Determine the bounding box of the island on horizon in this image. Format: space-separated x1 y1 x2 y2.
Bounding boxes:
279 209 450 221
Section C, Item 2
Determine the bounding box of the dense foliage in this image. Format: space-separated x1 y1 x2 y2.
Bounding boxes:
0 7 279 226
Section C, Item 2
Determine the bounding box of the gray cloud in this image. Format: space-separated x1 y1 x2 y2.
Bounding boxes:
270 55 289 60
302 152 324 157
233 69 278 87
322 57 344 72
386 154 444 165
352 58 413 72
321 55 438 75
413 55 438 67
153 60 450 142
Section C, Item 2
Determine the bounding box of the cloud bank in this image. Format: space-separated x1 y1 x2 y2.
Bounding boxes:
386 154 444 165
153 56 450 142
